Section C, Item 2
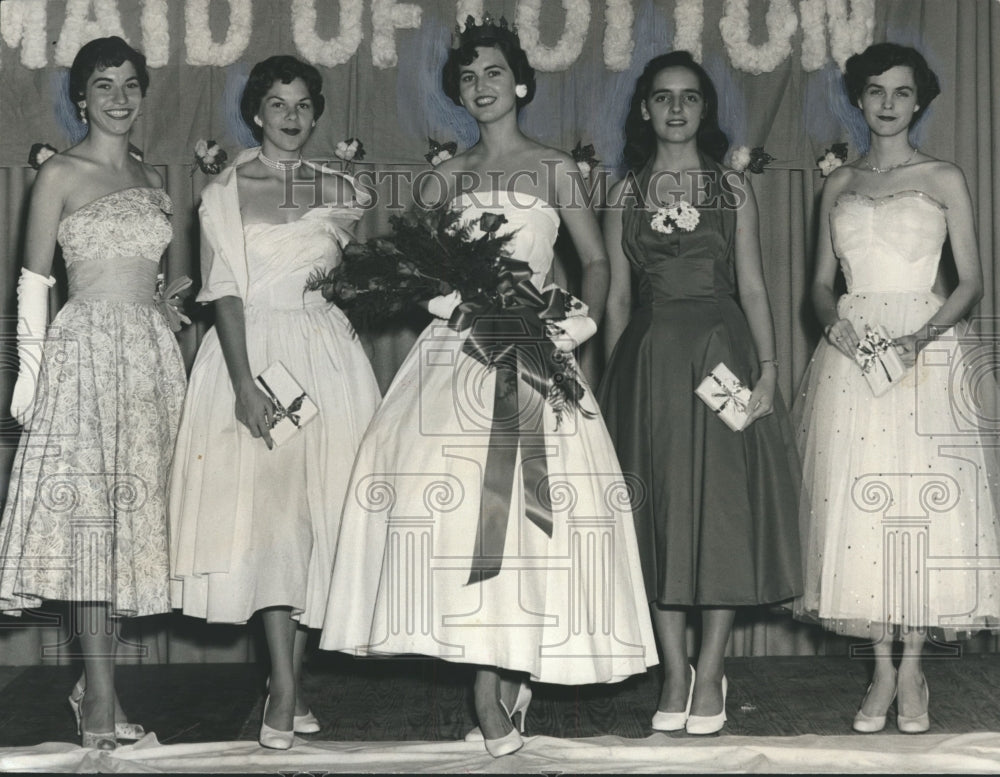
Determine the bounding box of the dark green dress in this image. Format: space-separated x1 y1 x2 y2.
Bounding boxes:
599 161 802 607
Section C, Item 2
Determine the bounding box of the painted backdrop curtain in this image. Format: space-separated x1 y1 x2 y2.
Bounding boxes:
0 0 997 664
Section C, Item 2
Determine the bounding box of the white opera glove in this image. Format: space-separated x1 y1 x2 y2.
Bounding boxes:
549 315 598 353
427 290 462 320
10 268 55 427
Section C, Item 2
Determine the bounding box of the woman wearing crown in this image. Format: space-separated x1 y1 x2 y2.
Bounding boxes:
319 15 656 758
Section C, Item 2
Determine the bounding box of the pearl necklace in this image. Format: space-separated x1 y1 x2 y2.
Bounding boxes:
258 149 302 171
862 147 918 174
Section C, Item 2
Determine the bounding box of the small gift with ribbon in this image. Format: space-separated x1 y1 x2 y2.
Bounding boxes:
854 324 906 396
695 362 752 431
255 361 319 446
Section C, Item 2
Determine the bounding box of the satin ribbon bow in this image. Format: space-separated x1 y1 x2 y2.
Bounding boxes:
257 376 306 428
154 275 193 332
856 328 894 381
709 371 749 416
447 258 592 584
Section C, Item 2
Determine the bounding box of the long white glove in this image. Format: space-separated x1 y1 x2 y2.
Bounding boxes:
427 290 462 320
550 315 598 353
10 268 54 427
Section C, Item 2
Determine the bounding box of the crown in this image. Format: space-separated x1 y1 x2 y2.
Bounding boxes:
452 12 519 49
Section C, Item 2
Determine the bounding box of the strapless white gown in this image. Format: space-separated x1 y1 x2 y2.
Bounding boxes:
794 190 1000 639
320 193 657 684
169 206 381 628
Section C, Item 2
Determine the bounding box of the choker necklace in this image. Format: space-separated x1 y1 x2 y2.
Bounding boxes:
862 147 918 174
258 149 302 171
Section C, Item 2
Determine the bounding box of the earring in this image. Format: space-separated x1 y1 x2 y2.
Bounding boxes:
254 116 263 127
311 120 316 127
515 84 528 99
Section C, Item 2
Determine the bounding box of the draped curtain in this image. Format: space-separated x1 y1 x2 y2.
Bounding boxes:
0 0 997 664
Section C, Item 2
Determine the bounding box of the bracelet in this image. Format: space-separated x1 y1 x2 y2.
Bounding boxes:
823 323 833 338
760 358 779 368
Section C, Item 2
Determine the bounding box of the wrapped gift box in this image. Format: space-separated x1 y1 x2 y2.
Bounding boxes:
256 361 319 446
695 362 752 432
854 324 907 396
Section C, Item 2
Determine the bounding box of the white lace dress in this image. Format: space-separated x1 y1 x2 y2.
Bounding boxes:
0 187 186 617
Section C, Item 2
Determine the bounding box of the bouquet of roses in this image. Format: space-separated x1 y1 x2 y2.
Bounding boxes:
305 207 517 329
305 205 593 427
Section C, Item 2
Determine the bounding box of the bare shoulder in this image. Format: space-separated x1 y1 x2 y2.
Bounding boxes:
529 143 575 172
31 152 83 205
920 158 968 192
417 155 468 205
140 161 164 189
819 163 855 204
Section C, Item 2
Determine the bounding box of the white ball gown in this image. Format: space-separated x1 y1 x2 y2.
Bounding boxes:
795 189 1000 639
320 192 657 685
169 162 380 628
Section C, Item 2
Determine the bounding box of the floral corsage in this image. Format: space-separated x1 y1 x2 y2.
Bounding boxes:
336 137 365 162
571 141 600 179
728 145 774 174
425 137 457 166
193 139 228 175
28 142 58 170
650 201 700 235
818 142 848 177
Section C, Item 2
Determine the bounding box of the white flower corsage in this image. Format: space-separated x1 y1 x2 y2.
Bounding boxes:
818 142 848 178
571 141 600 180
28 142 58 170
193 139 228 175
650 201 700 235
335 137 365 162
425 137 457 166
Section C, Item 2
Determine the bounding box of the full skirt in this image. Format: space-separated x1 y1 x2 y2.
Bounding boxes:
794 291 1000 639
0 299 186 616
169 303 380 628
320 321 657 685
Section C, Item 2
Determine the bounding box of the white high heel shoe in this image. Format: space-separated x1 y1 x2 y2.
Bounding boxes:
896 677 929 734
853 680 896 734
259 696 294 750
69 679 146 742
266 676 321 734
652 665 695 731
465 682 531 741
483 700 523 758
685 676 728 735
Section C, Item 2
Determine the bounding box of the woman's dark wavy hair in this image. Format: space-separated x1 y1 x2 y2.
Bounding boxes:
69 36 149 118
844 43 940 125
442 21 536 112
240 55 326 142
623 51 728 172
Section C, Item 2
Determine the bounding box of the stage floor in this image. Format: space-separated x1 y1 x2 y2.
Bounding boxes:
1 655 998 772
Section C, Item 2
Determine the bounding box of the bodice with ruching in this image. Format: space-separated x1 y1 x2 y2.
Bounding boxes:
57 186 172 302
454 191 559 290
831 190 947 294
241 206 362 312
620 165 737 305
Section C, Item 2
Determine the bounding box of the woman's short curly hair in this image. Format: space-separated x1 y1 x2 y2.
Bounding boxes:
844 43 940 125
240 55 326 142
69 36 149 117
442 22 536 111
